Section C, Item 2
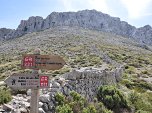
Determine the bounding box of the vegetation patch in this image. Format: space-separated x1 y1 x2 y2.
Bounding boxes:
55 91 112 113
128 91 152 112
0 87 12 105
97 85 130 112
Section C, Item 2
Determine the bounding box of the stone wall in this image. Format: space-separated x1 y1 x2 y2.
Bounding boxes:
39 67 123 112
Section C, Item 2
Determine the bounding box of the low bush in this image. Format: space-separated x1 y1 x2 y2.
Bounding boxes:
133 79 152 91
120 79 133 89
128 91 152 112
56 104 73 113
55 91 112 113
82 104 97 113
0 88 12 105
135 110 151 113
97 85 130 111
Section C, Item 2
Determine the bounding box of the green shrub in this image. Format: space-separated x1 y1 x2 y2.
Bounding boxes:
55 91 112 113
56 104 73 113
70 91 83 102
69 91 86 112
55 93 65 106
120 79 134 89
128 91 139 105
134 99 152 112
82 104 97 113
135 110 151 113
125 66 136 74
133 79 152 91
73 54 102 67
0 88 12 105
95 102 113 113
55 91 86 113
107 52 126 62
128 91 152 112
97 85 130 110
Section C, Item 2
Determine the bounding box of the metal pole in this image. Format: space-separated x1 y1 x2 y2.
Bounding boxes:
30 48 40 113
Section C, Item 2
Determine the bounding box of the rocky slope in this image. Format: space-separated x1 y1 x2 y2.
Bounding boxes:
0 10 152 45
1 26 152 82
0 26 152 113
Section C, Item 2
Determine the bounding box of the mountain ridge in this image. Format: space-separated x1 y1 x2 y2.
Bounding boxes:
0 9 152 45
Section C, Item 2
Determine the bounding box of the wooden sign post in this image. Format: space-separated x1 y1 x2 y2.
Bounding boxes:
30 48 40 113
4 48 65 113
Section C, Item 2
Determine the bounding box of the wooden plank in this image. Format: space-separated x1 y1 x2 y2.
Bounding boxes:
4 73 39 89
21 54 66 70
4 73 50 89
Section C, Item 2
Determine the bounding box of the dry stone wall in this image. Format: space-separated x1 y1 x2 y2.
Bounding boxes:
39 67 123 112
51 67 122 100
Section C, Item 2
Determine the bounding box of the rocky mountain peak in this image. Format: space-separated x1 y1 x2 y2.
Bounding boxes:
142 25 152 30
0 10 152 45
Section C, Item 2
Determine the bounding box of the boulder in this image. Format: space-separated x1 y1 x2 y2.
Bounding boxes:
39 108 46 113
42 103 49 112
39 94 50 103
39 102 44 108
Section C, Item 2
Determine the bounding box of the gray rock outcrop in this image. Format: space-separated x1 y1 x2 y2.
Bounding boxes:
133 25 152 45
0 28 14 40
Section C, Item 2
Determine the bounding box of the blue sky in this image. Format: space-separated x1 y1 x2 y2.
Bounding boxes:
0 0 152 29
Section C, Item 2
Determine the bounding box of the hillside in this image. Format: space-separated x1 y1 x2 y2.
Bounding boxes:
0 26 152 112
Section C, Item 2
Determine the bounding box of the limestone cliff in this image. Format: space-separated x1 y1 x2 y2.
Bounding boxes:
0 10 152 45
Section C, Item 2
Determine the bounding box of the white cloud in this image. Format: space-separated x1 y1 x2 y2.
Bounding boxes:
120 0 152 19
59 0 152 20
60 0 109 13
88 0 109 12
143 13 152 17
60 0 74 11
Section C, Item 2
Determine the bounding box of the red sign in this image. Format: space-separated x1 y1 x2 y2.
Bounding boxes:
22 55 35 68
40 76 49 87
